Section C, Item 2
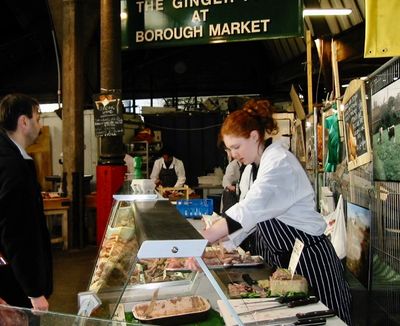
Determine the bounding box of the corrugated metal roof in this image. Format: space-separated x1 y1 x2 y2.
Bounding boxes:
264 0 366 67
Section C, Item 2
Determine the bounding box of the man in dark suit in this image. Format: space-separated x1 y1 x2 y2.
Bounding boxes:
0 94 53 311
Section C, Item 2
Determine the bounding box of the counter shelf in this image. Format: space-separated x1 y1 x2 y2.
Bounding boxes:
82 189 244 325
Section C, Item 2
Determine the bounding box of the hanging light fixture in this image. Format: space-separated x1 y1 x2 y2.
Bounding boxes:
303 9 352 16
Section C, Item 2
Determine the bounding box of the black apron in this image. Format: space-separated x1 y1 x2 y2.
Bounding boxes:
255 218 352 325
159 164 178 187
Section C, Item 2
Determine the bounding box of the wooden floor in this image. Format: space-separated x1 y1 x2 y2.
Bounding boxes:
49 245 98 314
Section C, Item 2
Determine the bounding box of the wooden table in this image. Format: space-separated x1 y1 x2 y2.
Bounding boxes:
43 198 71 250
193 184 223 199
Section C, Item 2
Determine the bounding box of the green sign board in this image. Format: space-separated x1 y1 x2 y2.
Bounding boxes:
121 0 304 49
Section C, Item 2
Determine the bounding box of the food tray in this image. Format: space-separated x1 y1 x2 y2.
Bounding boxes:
163 256 264 271
204 256 264 269
132 295 210 325
231 256 264 267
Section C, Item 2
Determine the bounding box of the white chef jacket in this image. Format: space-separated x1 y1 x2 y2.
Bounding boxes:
226 140 326 246
239 164 252 201
150 157 186 187
222 159 242 188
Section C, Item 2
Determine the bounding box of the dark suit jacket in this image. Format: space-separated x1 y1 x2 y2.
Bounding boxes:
0 129 53 307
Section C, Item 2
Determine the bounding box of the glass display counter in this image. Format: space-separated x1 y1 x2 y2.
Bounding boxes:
80 186 244 325
0 303 139 325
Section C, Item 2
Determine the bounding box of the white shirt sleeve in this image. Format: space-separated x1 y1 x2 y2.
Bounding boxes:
239 164 253 201
150 158 163 184
226 143 326 241
222 160 241 188
173 158 186 187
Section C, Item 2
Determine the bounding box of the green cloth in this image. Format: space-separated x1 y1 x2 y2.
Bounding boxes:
125 308 225 325
324 112 340 172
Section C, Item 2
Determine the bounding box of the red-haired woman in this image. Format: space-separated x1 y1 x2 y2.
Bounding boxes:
202 99 352 325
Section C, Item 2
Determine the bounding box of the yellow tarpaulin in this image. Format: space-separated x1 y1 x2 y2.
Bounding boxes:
364 0 400 57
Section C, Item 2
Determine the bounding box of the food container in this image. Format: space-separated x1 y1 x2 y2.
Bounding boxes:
131 179 156 194
176 199 213 218
132 295 210 325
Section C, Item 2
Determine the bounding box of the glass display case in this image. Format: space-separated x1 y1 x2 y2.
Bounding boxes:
80 186 243 325
0 303 140 325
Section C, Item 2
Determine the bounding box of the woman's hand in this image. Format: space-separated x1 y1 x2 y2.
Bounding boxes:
201 218 229 244
30 296 49 312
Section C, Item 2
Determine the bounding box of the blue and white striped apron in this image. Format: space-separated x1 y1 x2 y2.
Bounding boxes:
255 218 352 325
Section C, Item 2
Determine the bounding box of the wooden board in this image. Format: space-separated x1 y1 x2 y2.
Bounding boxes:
27 125 52 191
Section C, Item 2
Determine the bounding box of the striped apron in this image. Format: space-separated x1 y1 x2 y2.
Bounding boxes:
255 218 352 325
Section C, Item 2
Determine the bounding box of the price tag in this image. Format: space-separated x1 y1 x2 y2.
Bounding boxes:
288 238 304 279
379 186 389 201
77 291 101 317
112 303 127 324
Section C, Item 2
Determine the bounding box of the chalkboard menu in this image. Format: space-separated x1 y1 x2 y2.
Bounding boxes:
93 94 124 137
342 79 372 170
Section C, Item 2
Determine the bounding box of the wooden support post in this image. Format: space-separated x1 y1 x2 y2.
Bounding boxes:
331 39 345 141
306 30 313 115
331 40 341 100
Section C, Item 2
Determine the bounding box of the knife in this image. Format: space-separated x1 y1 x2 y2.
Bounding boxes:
241 310 334 325
237 296 319 315
242 273 265 293
288 317 327 325
273 310 335 324
297 309 336 320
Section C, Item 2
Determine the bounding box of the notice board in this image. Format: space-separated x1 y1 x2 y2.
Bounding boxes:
342 79 372 170
93 93 124 137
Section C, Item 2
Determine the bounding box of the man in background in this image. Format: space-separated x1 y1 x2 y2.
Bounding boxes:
0 93 53 311
150 147 186 187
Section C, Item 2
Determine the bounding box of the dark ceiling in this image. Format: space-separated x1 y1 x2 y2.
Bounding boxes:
0 0 390 107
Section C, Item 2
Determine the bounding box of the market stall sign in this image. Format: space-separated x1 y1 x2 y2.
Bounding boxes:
93 93 124 137
121 0 304 49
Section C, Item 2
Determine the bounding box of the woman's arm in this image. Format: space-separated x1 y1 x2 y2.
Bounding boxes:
201 218 229 244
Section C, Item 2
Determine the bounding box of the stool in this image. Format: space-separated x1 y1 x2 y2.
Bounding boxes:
43 198 70 250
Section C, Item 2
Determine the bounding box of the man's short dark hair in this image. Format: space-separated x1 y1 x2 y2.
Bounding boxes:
0 93 40 131
160 146 174 157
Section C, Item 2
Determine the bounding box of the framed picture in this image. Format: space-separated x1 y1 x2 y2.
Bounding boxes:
272 113 294 150
371 78 400 181
305 114 315 170
346 202 371 289
342 79 372 171
292 119 306 163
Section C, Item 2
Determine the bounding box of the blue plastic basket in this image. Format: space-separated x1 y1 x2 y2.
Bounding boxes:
176 199 214 218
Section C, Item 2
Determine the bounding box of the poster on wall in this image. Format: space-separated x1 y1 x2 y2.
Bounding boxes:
292 119 306 163
346 202 371 289
93 91 124 137
342 79 372 171
272 113 294 151
305 114 315 170
371 78 400 181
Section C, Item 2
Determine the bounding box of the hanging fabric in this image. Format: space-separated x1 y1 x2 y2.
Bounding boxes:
365 0 400 57
324 195 347 259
